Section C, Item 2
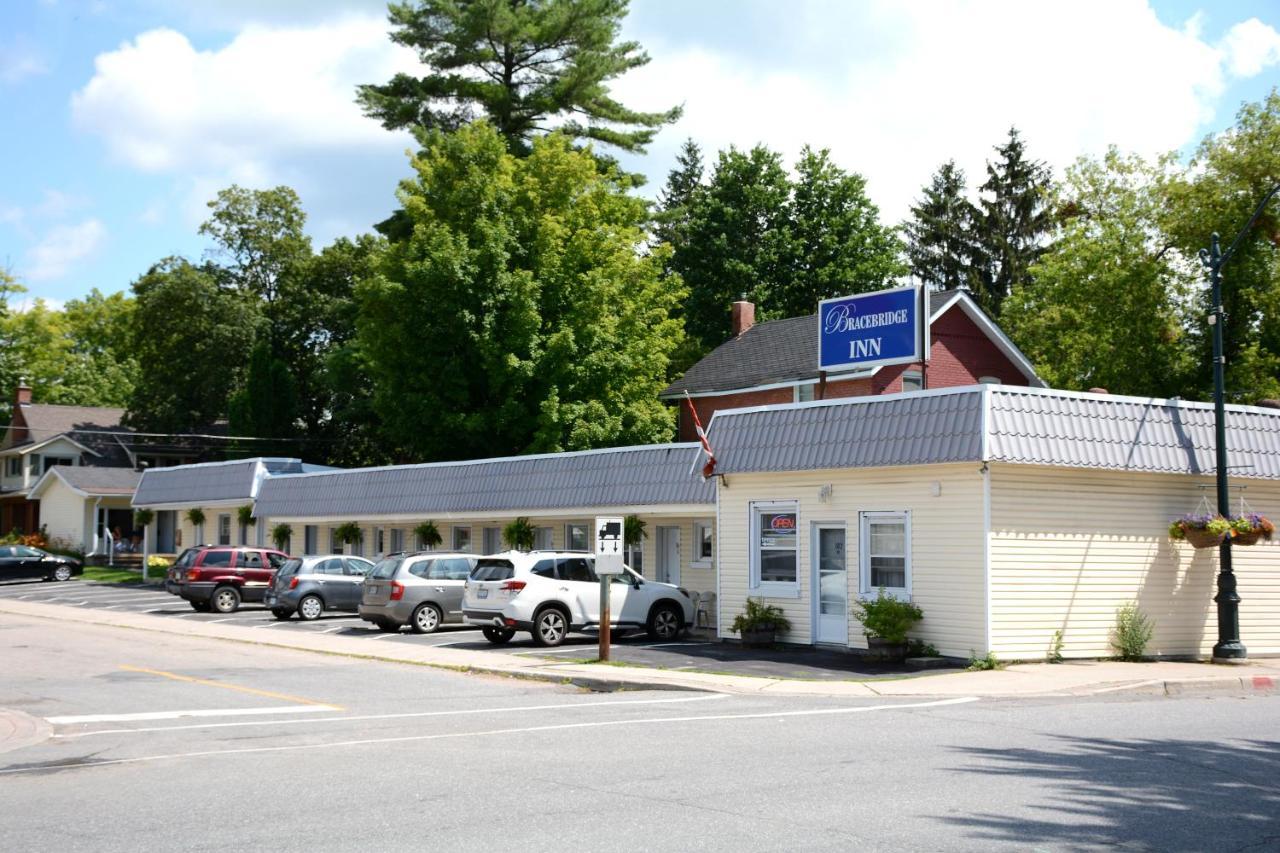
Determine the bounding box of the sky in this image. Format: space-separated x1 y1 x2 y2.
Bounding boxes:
2 0 1279 308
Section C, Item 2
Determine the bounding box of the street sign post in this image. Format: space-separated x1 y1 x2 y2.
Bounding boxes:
595 516 625 661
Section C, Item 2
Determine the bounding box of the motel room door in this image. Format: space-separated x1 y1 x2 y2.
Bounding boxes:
813 523 848 645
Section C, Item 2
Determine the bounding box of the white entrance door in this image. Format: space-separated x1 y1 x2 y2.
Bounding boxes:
813 524 848 645
656 526 681 586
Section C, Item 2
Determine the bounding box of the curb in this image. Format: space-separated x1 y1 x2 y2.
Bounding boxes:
1162 675 1277 697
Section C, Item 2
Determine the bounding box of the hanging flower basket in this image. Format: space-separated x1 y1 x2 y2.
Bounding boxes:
1230 514 1275 547
1168 514 1230 549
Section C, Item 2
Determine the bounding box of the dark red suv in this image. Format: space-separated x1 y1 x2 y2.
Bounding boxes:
166 546 289 613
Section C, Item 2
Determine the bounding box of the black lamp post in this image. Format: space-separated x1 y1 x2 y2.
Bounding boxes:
1197 182 1280 663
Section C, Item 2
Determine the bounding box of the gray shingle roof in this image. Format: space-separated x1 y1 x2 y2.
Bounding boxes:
133 458 305 507
661 290 965 397
707 386 1280 479
43 466 141 496
253 444 715 519
14 402 125 445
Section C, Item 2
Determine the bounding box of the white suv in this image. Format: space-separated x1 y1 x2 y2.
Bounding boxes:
462 550 694 647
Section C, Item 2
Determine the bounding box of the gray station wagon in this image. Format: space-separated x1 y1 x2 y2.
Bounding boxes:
359 552 476 634
265 555 375 620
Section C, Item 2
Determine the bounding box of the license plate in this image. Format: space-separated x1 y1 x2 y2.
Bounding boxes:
368 585 379 595
477 589 488 599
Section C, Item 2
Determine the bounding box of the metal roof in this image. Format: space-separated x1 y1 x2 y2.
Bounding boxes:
707 386 1280 479
253 444 715 519
132 458 306 507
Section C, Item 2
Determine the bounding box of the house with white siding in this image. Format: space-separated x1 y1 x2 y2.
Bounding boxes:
26 466 141 553
705 384 1280 660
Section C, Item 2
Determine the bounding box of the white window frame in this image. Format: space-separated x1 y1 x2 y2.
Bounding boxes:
373 526 385 557
482 526 502 554
749 500 800 598
390 528 404 553
329 528 342 555
452 526 472 552
858 511 912 600
217 514 232 546
692 519 714 568
625 539 644 575
793 383 816 403
534 526 553 550
901 370 923 392
565 522 589 551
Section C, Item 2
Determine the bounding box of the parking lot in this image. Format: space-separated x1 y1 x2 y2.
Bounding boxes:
0 579 947 680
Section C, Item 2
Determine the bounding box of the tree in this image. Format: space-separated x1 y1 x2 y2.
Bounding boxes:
228 342 299 457
126 258 260 433
199 185 311 310
904 160 980 292
973 128 1054 316
355 122 685 460
0 270 22 420
357 0 679 155
1164 89 1280 403
1002 150 1194 396
654 138 703 252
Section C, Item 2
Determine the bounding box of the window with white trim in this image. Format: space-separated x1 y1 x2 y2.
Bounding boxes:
217 514 232 545
4 457 20 477
534 527 553 550
482 526 502 553
859 512 911 597
452 526 472 552
693 520 714 563
329 528 342 554
565 522 588 551
901 370 923 392
374 526 385 556
390 528 403 553
625 539 644 575
794 383 816 403
749 501 799 594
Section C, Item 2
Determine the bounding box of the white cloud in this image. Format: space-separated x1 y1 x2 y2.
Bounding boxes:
23 219 107 282
614 0 1262 221
0 36 48 85
1220 17 1280 78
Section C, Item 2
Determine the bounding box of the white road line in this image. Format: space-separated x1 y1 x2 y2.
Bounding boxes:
16 697 979 772
56 694 729 738
1091 679 1165 694
514 646 595 656
46 705 339 725
632 642 713 650
251 621 294 628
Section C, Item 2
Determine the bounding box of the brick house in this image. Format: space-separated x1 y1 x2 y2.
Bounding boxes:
662 289 1044 441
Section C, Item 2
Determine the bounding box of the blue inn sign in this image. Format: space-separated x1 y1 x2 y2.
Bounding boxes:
817 285 926 372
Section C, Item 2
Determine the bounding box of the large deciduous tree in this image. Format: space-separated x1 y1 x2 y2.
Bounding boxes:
355 122 685 460
1001 150 1194 397
357 0 679 155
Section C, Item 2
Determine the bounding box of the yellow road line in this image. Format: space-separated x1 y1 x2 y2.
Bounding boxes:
119 665 343 710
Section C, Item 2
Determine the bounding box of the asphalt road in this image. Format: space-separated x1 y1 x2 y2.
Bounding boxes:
1 610 1277 852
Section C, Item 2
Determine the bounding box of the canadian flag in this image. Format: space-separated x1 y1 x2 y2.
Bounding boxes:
684 391 717 479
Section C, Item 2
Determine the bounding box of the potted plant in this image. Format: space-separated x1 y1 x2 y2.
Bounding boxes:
852 589 924 662
731 598 791 648
271 523 293 552
1168 514 1231 549
334 522 363 548
185 508 206 542
413 521 442 550
133 508 154 529
1229 513 1274 546
237 504 256 528
503 517 535 551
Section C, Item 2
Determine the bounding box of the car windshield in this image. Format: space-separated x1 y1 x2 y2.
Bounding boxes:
369 557 402 580
277 559 303 577
472 559 514 581
174 549 198 568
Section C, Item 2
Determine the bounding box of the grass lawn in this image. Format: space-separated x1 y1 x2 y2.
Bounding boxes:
82 565 167 585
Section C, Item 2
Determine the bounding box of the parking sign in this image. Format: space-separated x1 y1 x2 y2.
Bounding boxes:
594 516 625 574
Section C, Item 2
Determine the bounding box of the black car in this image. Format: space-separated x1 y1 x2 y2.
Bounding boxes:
0 545 83 582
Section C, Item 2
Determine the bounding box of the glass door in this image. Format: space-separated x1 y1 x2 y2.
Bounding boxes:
813 525 847 645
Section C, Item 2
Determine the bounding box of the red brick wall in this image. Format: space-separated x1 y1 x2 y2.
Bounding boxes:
675 304 1031 439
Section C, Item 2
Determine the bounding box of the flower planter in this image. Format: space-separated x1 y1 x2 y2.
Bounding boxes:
1183 528 1226 549
740 627 777 648
1231 530 1264 547
866 636 908 662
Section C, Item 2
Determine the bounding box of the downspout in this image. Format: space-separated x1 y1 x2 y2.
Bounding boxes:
92 497 102 556
980 384 992 657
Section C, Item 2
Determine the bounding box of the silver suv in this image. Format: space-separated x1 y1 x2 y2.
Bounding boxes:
462 550 694 647
359 552 477 634
265 555 375 620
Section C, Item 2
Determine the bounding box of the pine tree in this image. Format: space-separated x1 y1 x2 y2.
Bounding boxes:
973 128 1053 316
904 160 979 292
654 138 703 252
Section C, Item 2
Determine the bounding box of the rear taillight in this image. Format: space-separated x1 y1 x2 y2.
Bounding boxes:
186 569 199 581
390 581 405 601
288 577 299 590
500 580 526 593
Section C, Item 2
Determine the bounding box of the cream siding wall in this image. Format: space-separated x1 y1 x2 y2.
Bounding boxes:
989 465 1280 659
716 464 987 658
175 505 247 551
35 479 87 549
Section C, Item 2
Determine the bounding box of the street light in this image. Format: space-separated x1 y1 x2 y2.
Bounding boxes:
1196 182 1280 663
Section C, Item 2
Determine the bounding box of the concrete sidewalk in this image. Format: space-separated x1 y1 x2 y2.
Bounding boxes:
3 598 1277 699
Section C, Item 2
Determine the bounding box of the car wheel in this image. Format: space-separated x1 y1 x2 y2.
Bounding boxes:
531 607 569 647
375 620 400 633
271 608 292 620
211 585 241 614
297 595 324 621
410 603 441 635
52 565 73 582
190 600 210 612
647 604 683 641
482 626 515 645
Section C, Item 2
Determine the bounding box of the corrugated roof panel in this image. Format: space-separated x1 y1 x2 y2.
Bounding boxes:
133 458 305 506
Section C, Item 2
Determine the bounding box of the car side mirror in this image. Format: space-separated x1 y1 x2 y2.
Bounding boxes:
632 578 642 589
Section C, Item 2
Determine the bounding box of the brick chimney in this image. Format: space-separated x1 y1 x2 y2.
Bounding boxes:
731 298 755 337
14 380 31 407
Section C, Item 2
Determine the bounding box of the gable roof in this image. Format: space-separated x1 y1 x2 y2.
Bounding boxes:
253 444 715 520
132 458 312 508
10 402 125 446
706 385 1280 480
660 290 1042 398
29 465 142 499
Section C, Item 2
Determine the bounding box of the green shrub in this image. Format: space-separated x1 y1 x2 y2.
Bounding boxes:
968 650 1004 671
730 598 791 633
413 521 442 550
185 508 206 528
503 517 535 551
1111 602 1153 661
271 523 293 551
1047 629 1065 663
334 522 363 545
906 639 939 657
133 508 155 528
624 515 647 547
237 504 256 528
146 555 171 570
851 589 924 644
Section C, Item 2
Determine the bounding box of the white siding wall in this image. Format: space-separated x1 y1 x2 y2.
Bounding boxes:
716 464 987 658
36 479 88 549
989 465 1280 659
